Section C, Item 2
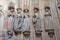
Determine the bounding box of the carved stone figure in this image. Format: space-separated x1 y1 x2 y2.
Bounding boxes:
22 9 30 32
32 7 41 31
44 6 53 31
7 6 15 38
13 8 23 33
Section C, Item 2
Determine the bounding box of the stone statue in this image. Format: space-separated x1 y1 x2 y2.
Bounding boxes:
44 6 53 31
13 8 23 33
32 7 41 31
22 9 31 32
7 7 15 38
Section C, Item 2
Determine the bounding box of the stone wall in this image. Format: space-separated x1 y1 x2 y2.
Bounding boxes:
0 0 60 40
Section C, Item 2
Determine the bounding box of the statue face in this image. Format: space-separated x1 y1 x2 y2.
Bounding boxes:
34 7 39 13
44 7 51 16
17 8 22 16
45 7 50 12
17 9 21 16
10 8 14 12
23 9 29 17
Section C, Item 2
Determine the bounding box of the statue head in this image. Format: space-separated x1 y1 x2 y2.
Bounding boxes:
33 7 39 17
17 8 22 16
44 6 51 16
8 6 14 12
23 9 29 17
33 7 39 13
45 6 50 12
